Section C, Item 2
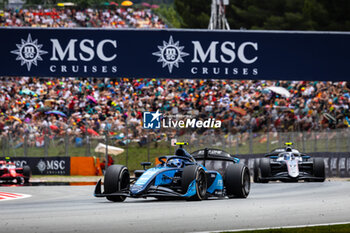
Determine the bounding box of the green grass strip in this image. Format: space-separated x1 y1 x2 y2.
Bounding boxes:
221 223 350 233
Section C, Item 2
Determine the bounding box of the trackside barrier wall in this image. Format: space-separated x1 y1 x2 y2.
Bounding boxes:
70 157 102 176
2 153 349 177
1 157 102 176
1 157 70 175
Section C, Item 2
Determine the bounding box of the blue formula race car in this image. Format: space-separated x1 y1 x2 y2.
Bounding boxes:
94 142 250 202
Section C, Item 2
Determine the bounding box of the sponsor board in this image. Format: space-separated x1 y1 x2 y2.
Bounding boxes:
0 28 350 80
1 157 70 175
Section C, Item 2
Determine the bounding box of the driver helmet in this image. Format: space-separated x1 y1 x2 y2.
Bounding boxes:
168 158 182 168
283 152 291 160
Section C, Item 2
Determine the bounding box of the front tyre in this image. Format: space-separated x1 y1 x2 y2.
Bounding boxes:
23 165 31 183
253 158 260 183
259 158 271 183
104 165 130 202
225 164 250 198
312 158 325 182
182 165 207 201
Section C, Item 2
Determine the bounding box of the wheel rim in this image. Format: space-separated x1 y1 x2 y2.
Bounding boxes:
242 169 250 195
197 170 207 198
120 170 130 191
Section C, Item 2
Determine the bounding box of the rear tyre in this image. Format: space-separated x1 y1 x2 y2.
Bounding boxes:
259 158 271 183
253 159 260 183
23 166 31 183
182 165 207 201
312 158 325 182
104 165 130 202
225 163 250 198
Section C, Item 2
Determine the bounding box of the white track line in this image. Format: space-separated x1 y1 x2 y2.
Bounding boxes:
192 221 350 233
0 192 31 201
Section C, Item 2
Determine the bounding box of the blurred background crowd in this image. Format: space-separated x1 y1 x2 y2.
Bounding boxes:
1 77 350 149
0 4 350 154
0 7 166 28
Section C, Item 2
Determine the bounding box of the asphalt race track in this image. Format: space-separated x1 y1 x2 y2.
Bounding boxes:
1 181 350 233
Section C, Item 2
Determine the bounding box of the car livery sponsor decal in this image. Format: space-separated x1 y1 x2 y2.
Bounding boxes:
207 172 224 194
182 180 197 197
135 167 164 186
155 170 177 186
286 160 299 178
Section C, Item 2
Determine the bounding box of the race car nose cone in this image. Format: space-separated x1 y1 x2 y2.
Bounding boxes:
130 185 143 195
287 160 299 178
10 170 17 177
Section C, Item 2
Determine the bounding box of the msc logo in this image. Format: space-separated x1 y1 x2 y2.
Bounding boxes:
153 35 259 76
164 47 178 61
152 36 189 73
143 110 162 129
11 34 48 71
36 160 46 173
36 159 66 173
23 46 36 59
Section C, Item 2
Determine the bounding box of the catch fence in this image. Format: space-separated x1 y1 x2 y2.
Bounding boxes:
2 127 350 175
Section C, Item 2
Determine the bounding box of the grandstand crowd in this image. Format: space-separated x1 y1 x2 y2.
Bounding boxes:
0 7 350 149
0 8 166 28
1 77 350 147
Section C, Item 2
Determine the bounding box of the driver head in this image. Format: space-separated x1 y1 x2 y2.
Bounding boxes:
283 152 293 160
168 158 183 168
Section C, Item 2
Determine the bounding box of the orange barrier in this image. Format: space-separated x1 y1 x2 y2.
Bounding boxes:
69 182 97 186
70 157 102 176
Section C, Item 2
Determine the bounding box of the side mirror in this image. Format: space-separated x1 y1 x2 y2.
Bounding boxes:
140 162 152 170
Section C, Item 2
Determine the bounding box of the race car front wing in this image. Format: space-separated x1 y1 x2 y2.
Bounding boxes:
259 172 325 181
94 179 195 199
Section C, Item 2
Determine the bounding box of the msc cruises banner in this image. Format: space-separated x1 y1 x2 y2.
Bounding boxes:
1 157 70 175
0 27 349 80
